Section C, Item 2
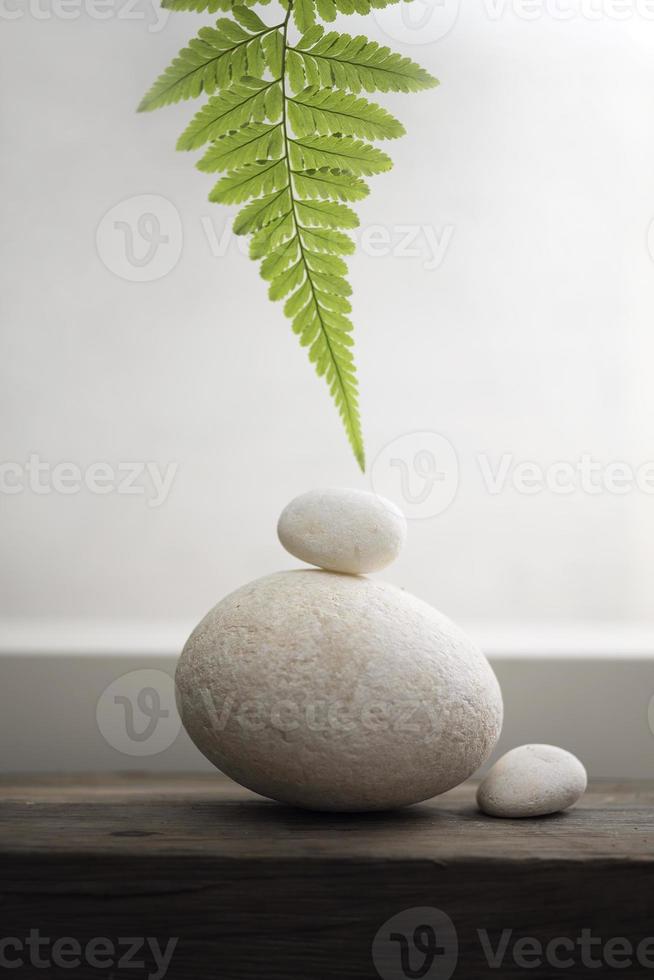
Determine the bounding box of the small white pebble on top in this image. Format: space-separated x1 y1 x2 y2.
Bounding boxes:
277 487 407 575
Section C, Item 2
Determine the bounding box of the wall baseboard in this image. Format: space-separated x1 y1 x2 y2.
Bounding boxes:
1 622 652 777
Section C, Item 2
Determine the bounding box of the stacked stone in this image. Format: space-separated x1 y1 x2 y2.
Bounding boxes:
176 488 585 815
176 488 503 811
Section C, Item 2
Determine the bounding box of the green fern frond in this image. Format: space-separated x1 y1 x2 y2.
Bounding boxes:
289 135 392 175
140 0 438 469
197 122 284 171
177 78 278 150
233 188 292 233
292 168 369 202
138 18 283 110
295 199 359 229
293 0 316 32
162 0 273 10
210 158 288 203
290 27 439 93
295 0 411 23
289 88 404 139
161 0 410 14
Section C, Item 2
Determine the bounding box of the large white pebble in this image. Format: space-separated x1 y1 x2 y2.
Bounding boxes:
277 488 406 574
477 744 587 818
176 570 503 811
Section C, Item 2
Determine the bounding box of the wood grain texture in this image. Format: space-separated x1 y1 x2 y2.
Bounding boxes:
0 774 652 978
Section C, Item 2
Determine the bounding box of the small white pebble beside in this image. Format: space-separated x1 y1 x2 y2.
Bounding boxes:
277 487 407 575
477 744 587 818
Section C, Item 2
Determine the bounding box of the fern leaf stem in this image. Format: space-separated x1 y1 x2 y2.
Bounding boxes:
280 4 365 470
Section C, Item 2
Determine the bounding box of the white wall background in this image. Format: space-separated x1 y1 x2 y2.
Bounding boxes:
2 0 654 634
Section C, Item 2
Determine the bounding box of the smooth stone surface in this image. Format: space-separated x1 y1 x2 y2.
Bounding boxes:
277 488 407 575
176 570 503 811
477 744 587 818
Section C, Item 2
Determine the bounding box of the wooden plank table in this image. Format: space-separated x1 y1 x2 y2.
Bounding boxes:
0 774 652 978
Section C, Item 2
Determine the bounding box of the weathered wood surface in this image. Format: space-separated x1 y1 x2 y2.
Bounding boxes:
0 775 652 978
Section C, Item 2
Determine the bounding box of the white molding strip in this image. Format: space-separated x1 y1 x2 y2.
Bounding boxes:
2 620 654 658
0 621 652 779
